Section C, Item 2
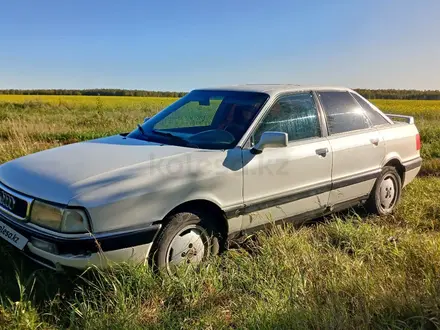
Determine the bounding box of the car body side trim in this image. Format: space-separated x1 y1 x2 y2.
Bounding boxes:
238 207 327 236
402 157 422 171
224 182 331 219
243 182 332 215
332 169 381 190
236 195 367 237
225 169 379 219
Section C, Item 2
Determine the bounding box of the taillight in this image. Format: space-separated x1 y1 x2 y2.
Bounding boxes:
416 134 421 151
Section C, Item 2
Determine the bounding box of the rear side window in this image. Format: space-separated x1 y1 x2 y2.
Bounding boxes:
253 93 321 143
317 91 370 134
351 93 390 126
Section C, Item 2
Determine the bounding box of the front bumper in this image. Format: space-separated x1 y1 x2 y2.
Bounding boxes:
24 240 154 271
0 213 161 271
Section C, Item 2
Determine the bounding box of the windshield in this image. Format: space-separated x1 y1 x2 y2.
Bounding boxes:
127 90 269 149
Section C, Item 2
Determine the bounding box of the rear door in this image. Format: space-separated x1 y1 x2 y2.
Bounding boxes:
316 91 386 206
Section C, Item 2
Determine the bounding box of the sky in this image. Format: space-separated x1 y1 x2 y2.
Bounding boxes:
0 0 439 91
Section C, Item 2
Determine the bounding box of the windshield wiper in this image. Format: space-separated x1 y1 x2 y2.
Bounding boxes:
137 124 146 136
136 124 151 141
151 129 188 144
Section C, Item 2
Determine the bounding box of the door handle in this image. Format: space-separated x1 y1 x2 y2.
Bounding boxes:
370 138 379 146
315 148 328 157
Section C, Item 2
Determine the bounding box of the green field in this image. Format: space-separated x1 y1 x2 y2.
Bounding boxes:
0 96 439 329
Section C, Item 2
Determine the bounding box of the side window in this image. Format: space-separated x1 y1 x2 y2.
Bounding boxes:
254 93 321 143
351 93 390 126
317 91 370 134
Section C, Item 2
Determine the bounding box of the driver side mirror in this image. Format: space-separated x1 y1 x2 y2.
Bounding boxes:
250 132 288 155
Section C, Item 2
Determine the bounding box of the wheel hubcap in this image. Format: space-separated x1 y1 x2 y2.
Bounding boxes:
166 225 209 272
379 175 397 211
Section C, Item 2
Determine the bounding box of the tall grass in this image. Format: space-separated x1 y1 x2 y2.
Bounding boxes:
0 96 439 329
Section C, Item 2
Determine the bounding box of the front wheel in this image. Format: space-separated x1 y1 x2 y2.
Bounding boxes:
151 209 221 274
366 166 402 215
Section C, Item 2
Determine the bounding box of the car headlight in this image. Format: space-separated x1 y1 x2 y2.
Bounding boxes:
61 209 90 233
30 200 91 233
30 201 63 231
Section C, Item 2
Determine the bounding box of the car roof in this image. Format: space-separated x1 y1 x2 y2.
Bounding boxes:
193 84 353 97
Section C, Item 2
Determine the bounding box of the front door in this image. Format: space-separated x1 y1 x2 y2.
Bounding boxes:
241 92 333 230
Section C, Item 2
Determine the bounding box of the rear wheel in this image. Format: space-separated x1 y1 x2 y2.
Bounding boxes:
366 166 402 215
151 209 221 274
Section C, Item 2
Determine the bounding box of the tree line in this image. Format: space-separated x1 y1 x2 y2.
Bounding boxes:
0 88 439 100
0 89 187 98
355 89 440 100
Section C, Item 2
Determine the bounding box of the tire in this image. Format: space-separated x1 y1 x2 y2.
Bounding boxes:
151 208 221 273
366 166 402 215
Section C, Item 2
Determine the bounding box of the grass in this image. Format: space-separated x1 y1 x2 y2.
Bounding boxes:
0 96 439 329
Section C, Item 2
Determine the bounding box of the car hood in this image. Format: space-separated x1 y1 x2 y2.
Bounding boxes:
0 135 197 204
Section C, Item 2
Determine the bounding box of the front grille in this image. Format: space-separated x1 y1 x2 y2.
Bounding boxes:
0 184 32 219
